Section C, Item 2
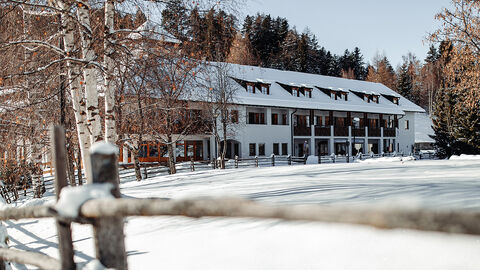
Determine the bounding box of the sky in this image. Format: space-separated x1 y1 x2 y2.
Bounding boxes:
244 0 452 68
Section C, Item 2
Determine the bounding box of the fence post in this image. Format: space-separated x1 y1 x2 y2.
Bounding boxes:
318 155 321 164
287 155 291 165
143 166 148 179
271 154 275 167
190 158 195 172
90 142 128 270
255 156 259 167
304 155 307 165
235 155 238 168
51 126 76 270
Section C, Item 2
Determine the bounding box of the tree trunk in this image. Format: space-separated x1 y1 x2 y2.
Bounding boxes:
133 149 142 182
104 0 117 143
58 1 92 183
221 112 228 169
31 140 44 198
167 139 176 174
77 2 103 144
76 147 83 185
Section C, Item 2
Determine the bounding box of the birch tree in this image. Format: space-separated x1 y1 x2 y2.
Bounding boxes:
199 62 238 169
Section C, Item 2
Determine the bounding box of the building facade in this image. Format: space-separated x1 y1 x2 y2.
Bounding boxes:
120 63 425 163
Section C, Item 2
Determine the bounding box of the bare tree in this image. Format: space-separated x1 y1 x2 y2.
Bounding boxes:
198 62 238 168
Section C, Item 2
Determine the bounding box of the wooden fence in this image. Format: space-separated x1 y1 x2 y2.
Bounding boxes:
0 126 475 270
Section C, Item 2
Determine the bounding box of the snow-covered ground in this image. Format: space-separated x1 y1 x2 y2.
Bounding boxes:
6 158 480 269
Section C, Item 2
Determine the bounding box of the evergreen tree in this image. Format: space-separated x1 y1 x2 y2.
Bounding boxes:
430 88 458 158
454 98 480 154
161 0 189 41
352 47 367 80
425 45 439 63
396 63 414 100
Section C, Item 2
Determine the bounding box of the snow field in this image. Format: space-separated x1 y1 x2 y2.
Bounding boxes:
6 158 480 269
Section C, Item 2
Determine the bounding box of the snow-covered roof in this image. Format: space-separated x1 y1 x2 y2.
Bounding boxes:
415 113 435 143
199 63 425 115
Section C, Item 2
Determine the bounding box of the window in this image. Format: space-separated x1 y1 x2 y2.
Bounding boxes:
139 145 148 158
231 110 239 123
335 117 346 127
247 84 254 93
273 143 279 155
393 97 399 105
272 113 279 125
149 145 159 157
369 119 378 128
405 120 410 130
259 143 265 156
325 116 330 126
249 143 256 156
282 143 288 155
305 90 312 98
296 115 309 127
282 113 288 125
261 85 269 95
248 112 266 124
292 88 299 97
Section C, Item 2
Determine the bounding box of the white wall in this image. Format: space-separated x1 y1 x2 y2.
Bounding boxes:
397 111 416 154
236 106 291 157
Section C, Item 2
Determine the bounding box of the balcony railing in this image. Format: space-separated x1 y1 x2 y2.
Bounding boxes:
334 127 348 136
352 128 365 137
383 128 396 137
294 126 311 136
315 126 330 136
369 127 381 137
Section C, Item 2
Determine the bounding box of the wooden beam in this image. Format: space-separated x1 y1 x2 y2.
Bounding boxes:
90 144 128 270
0 248 60 270
51 126 76 270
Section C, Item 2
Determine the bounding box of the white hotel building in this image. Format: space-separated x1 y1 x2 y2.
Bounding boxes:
204 63 425 160
120 63 426 163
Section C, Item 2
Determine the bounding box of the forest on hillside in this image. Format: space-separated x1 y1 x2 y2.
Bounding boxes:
161 0 444 113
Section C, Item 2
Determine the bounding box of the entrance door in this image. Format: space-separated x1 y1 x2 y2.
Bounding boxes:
297 143 304 157
234 143 240 158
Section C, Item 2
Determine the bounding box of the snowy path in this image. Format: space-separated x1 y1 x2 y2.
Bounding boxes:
6 158 480 269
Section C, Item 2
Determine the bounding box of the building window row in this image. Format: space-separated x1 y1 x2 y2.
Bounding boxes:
249 143 289 156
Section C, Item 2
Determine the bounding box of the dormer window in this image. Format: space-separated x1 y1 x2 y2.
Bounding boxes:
364 94 370 103
393 97 399 105
372 95 379 103
305 88 312 98
247 84 254 93
292 88 299 97
261 85 270 95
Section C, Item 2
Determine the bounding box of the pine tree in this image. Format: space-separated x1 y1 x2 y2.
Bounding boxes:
430 88 458 158
396 63 414 100
453 95 480 154
425 45 439 63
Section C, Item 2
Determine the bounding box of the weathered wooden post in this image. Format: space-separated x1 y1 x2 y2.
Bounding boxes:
51 126 76 270
234 156 238 169
255 156 259 167
287 155 291 165
89 142 127 270
190 158 195 172
303 155 307 165
143 166 148 179
271 154 275 167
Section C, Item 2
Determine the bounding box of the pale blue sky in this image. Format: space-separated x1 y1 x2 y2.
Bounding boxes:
245 0 452 68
